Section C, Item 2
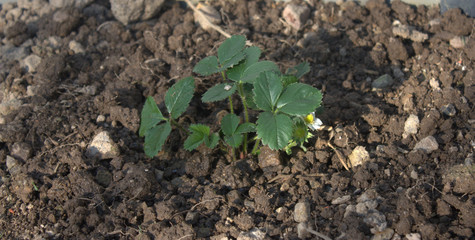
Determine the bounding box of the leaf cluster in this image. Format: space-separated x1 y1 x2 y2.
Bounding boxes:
139 35 323 158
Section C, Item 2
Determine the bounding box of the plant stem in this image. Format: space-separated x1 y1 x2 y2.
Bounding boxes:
221 71 234 114
231 147 237 161
251 138 261 155
170 119 190 135
237 83 249 154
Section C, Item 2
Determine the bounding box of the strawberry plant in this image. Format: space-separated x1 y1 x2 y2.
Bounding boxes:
140 35 323 159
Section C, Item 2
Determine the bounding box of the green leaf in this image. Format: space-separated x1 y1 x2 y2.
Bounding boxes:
281 75 298 88
221 114 240 136
139 96 166 137
165 77 195 119
202 83 236 102
193 56 220 76
144 122 171 157
276 83 322 116
235 122 255 134
256 112 293 150
224 134 243 148
227 46 261 81
243 46 261 66
205 133 220 149
253 72 283 112
218 35 246 64
240 61 279 83
190 124 210 135
243 83 257 109
184 124 210 151
286 62 310 79
220 51 245 71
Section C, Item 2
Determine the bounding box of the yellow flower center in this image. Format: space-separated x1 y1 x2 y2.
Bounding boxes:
304 114 314 124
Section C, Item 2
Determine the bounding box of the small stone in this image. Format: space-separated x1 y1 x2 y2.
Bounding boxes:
185 211 198 223
69 40 85 54
0 98 22 117
297 222 311 239
10 142 32 161
6 8 23 21
429 78 441 91
364 210 387 233
194 3 221 31
77 85 97 95
410 169 418 180
372 74 394 90
405 233 421 240
332 195 351 205
21 54 42 73
294 201 311 223
96 115 106 123
348 146 370 168
282 3 310 30
450 36 466 48
237 228 266 240
50 0 94 9
372 228 394 240
413 136 439 153
110 0 166 25
258 146 280 169
86 131 120 159
6 155 22 175
441 104 456 117
403 114 419 137
392 22 428 42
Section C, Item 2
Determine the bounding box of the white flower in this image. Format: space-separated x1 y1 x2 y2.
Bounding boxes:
304 112 322 131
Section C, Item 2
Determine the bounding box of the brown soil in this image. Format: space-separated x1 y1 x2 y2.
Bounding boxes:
0 0 474 239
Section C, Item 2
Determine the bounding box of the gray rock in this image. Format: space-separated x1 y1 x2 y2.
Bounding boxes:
364 210 387 233
0 44 29 63
405 233 421 240
237 228 266 240
0 98 22 117
450 36 466 48
21 54 41 73
392 22 428 42
282 3 310 30
403 114 419 137
441 104 456 117
69 40 85 54
372 228 394 240
372 74 394 89
413 136 439 153
297 222 311 239
348 146 370 168
10 142 32 161
86 131 120 159
17 0 46 11
50 0 93 9
6 8 23 22
258 146 280 169
110 0 166 25
294 201 311 223
6 155 22 175
332 195 351 205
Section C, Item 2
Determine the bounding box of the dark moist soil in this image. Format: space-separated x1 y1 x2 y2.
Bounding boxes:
0 0 474 239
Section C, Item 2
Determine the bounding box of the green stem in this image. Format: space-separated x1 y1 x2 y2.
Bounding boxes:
221 71 234 114
231 147 236 161
170 119 190 135
251 138 261 155
237 83 249 154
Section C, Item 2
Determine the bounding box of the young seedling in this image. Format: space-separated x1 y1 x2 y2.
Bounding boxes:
139 35 323 159
139 77 196 157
